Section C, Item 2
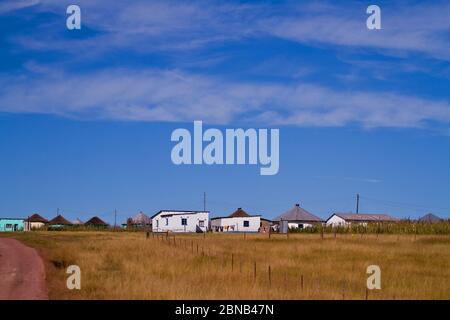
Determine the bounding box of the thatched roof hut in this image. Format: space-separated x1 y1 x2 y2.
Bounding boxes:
29 213 48 223
48 214 72 226
85 216 108 227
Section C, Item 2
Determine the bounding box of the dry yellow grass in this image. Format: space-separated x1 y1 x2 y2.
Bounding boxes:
6 231 450 300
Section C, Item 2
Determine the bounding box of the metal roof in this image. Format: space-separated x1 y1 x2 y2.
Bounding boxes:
151 210 209 219
273 204 323 222
418 213 442 223
331 213 397 222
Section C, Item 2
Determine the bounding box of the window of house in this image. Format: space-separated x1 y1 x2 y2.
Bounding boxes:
199 220 204 227
156 220 159 227
5 224 12 228
243 220 249 227
298 223 304 229
165 218 169 225
181 218 187 226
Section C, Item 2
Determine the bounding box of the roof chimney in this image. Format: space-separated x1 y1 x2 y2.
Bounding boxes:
238 207 242 210
295 203 300 207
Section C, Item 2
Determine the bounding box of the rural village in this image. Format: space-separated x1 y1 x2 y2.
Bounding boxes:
0 202 447 233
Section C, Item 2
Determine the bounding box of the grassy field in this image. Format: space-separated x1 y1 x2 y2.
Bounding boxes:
3 231 450 300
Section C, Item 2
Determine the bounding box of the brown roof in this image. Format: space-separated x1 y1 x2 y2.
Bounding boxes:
228 208 251 218
333 213 397 222
85 216 108 226
48 215 72 225
273 204 323 222
211 208 260 220
29 213 48 223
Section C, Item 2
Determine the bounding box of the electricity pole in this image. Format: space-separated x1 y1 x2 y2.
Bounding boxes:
114 209 117 231
356 194 360 214
203 192 206 212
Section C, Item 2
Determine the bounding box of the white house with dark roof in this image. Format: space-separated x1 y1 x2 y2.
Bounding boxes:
151 210 209 233
211 208 261 233
273 203 323 230
326 213 397 227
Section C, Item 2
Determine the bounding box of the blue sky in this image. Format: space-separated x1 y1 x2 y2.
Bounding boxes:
1 0 450 223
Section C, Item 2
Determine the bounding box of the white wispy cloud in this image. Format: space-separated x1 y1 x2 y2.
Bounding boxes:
0 0 39 14
1 68 449 129
4 1 450 60
0 1 449 130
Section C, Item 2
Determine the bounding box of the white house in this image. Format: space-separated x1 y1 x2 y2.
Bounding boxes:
151 210 209 233
326 213 397 227
210 208 261 233
28 213 48 230
273 203 323 230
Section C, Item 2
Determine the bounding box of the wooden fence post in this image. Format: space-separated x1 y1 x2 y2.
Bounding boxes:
301 274 304 292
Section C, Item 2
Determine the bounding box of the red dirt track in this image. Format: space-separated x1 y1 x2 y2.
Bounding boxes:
0 238 48 300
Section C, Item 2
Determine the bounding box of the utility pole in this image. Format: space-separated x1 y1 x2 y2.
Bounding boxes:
114 209 117 231
203 192 206 212
356 194 360 214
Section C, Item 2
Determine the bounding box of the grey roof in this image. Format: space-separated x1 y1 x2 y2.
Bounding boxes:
273 204 323 222
418 213 442 223
331 213 397 222
131 212 151 224
72 218 84 225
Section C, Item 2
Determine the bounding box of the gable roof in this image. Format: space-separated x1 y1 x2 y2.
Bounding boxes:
273 204 323 222
331 213 397 222
29 213 48 223
85 216 108 226
151 210 209 219
48 215 72 225
418 213 442 223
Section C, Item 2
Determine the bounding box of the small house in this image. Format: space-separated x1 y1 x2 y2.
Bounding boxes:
273 203 323 230
418 213 442 223
259 218 273 233
151 210 209 233
326 213 397 227
72 218 84 225
210 208 261 233
0 218 26 232
85 216 109 229
48 214 72 229
28 213 48 230
125 211 152 229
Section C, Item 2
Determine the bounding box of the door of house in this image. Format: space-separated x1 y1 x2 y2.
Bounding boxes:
14 224 18 232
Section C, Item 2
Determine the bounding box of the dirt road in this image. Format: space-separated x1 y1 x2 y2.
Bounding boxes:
0 238 48 300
